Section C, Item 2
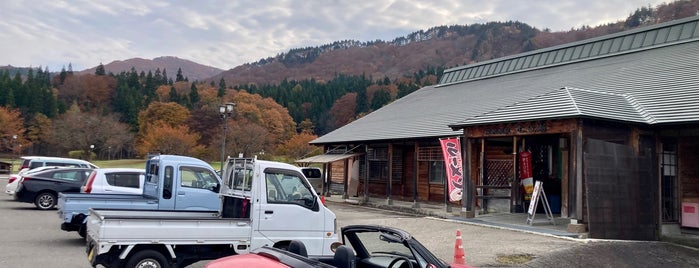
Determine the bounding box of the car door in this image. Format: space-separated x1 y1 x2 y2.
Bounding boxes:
50 169 92 192
256 169 325 253
173 165 221 211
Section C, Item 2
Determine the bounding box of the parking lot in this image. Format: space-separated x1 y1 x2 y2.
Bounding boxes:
0 184 576 268
2 174 698 268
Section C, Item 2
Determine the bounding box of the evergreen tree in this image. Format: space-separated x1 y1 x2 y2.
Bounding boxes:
162 69 169 84
188 83 200 108
95 63 106 76
169 86 180 103
59 66 67 85
176 68 184 82
370 89 390 111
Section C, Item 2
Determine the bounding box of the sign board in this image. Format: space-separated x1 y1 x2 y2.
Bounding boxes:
526 181 555 225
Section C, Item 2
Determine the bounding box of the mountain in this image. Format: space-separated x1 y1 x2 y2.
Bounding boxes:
210 0 699 86
71 0 698 87
78 56 223 81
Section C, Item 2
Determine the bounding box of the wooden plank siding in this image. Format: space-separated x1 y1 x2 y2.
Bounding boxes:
679 138 699 200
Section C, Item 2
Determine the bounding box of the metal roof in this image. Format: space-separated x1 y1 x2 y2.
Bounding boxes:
450 87 651 126
439 16 699 85
312 16 699 145
295 153 359 164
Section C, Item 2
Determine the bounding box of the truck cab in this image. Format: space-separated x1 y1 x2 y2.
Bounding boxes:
220 158 337 258
144 154 221 210
58 155 222 237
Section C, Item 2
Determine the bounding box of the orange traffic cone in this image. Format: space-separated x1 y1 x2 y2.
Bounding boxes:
321 195 326 205
453 229 466 265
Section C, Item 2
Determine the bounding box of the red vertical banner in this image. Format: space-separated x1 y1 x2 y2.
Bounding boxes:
440 137 463 202
519 151 534 199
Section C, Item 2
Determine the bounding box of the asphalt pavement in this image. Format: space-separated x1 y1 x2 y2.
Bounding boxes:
326 195 699 267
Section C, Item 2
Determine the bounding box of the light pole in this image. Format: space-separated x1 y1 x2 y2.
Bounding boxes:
12 135 17 172
219 102 236 172
89 144 94 161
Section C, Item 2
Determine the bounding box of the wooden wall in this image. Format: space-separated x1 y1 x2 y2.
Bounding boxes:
679 138 699 199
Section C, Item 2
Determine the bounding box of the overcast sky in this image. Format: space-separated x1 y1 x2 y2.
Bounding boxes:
1 0 667 72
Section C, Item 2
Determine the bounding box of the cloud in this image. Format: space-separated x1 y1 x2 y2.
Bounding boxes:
0 0 668 71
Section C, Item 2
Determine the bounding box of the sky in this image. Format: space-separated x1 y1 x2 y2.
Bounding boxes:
0 0 668 72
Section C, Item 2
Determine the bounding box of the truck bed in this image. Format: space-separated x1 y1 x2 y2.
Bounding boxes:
58 193 161 225
88 209 252 244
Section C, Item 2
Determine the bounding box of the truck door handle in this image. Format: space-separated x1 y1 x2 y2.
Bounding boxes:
264 210 274 214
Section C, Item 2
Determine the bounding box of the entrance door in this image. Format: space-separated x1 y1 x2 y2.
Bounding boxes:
584 139 657 240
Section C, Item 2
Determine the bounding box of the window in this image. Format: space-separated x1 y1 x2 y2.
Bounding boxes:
163 166 173 199
418 146 446 184
147 162 159 183
180 166 219 190
106 172 142 188
52 170 88 182
368 147 388 181
429 161 446 184
265 171 314 209
229 168 253 191
661 142 678 222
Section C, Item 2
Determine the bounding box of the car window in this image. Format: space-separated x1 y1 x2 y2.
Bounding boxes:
29 161 43 169
265 172 314 209
106 172 142 188
52 170 89 182
45 162 81 167
180 166 218 190
302 168 321 178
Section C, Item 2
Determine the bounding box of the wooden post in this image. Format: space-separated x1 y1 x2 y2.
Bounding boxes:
387 144 393 205
413 142 420 208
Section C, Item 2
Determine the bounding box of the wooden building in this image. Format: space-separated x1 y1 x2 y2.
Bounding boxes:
307 16 699 240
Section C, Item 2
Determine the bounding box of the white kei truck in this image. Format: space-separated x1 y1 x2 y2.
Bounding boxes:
85 156 338 268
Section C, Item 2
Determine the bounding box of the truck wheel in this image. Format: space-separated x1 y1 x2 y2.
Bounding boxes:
125 250 171 268
34 192 56 210
78 223 87 238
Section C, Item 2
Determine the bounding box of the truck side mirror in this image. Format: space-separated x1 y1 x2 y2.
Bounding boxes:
212 183 220 193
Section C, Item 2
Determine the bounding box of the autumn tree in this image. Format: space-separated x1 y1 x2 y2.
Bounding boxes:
223 120 272 159
52 104 133 159
136 101 190 138
58 74 116 112
327 92 357 131
136 123 204 157
26 113 53 155
275 131 320 161
230 90 296 143
0 106 29 155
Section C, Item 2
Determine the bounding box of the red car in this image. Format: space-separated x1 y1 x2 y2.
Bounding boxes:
206 225 473 268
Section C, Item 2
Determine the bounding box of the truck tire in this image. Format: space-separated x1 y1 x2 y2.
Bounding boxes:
78 223 87 238
125 250 171 268
34 192 56 210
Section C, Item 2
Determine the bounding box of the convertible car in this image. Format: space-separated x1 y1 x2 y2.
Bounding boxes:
206 225 472 268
